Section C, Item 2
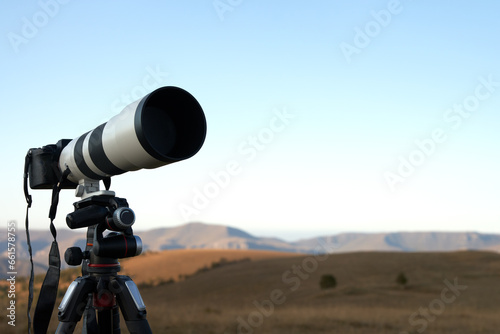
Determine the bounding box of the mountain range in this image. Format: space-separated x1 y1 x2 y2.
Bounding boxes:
2 222 500 278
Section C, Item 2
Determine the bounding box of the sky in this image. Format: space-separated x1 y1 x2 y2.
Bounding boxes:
1 1 500 241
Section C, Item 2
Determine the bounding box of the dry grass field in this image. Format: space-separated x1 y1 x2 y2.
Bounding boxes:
140 251 500 334
119 249 302 285
2 250 500 333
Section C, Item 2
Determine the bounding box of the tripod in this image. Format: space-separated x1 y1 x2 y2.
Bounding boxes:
55 192 152 334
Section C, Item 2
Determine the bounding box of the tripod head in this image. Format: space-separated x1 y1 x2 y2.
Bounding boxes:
64 189 143 275
56 186 153 333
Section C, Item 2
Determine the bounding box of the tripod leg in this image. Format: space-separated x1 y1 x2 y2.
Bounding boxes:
56 276 96 334
92 276 121 334
96 305 121 334
82 296 98 334
112 276 152 334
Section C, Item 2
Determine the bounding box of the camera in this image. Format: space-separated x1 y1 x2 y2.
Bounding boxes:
27 86 206 193
25 85 207 262
25 86 206 333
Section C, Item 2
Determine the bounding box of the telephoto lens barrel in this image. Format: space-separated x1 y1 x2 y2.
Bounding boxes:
59 86 206 184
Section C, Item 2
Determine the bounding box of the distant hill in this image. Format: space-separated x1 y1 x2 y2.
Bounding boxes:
138 222 296 252
3 222 500 278
291 231 500 253
0 229 86 278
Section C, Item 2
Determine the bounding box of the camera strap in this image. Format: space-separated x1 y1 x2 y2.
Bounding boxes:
23 151 35 334
33 167 70 334
24 149 71 334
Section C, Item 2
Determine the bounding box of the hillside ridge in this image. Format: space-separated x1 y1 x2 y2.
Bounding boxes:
2 222 500 278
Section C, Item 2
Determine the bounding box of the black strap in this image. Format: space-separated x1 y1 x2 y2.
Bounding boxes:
33 242 60 334
23 151 34 334
33 167 71 334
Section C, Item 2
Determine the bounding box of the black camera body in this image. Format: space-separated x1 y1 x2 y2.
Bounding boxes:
28 139 78 190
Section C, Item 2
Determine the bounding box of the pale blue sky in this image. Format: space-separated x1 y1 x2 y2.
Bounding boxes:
1 1 499 240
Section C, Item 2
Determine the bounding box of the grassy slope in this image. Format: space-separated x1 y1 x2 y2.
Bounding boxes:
119 249 302 285
141 251 500 334
2 250 500 333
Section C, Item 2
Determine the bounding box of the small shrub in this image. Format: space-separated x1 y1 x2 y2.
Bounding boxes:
319 274 337 290
396 272 408 286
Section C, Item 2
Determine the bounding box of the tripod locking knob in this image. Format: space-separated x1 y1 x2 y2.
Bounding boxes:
65 247 84 266
107 207 135 231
